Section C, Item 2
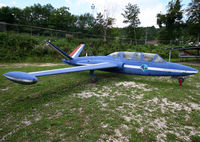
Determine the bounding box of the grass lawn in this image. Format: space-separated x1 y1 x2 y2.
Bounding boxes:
0 63 200 142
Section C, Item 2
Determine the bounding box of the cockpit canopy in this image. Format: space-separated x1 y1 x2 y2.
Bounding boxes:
108 52 165 63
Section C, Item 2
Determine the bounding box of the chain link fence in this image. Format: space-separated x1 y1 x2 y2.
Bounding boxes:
0 22 187 45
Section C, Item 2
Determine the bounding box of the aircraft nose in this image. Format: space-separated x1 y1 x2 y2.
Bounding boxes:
191 67 198 74
182 65 198 75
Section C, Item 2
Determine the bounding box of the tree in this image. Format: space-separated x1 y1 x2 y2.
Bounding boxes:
22 4 55 27
136 26 158 44
122 3 140 45
94 12 115 42
157 0 183 44
186 0 200 43
76 13 95 34
0 7 16 23
50 6 76 31
0 6 23 31
94 12 104 35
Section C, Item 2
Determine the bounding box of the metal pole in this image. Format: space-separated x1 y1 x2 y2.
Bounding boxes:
91 4 95 17
169 50 171 62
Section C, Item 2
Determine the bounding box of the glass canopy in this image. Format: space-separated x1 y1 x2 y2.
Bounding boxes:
108 52 165 63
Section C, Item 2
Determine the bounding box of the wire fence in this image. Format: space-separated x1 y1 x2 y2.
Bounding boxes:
0 22 186 45
2 22 199 63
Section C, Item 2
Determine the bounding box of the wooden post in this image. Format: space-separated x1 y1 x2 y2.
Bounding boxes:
134 27 137 45
145 30 147 44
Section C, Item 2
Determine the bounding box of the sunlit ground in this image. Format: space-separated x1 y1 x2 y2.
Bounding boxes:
0 63 200 142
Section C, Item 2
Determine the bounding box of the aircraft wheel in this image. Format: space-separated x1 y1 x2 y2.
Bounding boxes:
178 78 184 86
90 76 97 83
89 70 97 83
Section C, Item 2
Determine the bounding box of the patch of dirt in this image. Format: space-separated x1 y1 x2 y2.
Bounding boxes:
101 122 108 128
123 116 132 122
0 63 64 68
151 118 167 130
195 83 200 88
115 81 152 91
0 128 20 142
188 102 200 111
98 128 129 142
129 97 200 141
0 87 11 91
34 114 42 122
73 91 110 98
72 81 200 142
21 118 32 126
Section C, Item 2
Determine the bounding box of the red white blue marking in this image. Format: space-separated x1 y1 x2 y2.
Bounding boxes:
69 44 85 58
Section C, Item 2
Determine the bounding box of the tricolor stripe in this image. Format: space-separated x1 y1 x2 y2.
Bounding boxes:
69 44 85 58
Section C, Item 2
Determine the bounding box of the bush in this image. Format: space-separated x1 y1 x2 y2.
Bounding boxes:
0 32 179 62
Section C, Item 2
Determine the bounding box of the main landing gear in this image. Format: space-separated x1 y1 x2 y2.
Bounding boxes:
90 70 97 83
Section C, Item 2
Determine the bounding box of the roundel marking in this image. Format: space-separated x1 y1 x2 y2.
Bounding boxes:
141 64 148 72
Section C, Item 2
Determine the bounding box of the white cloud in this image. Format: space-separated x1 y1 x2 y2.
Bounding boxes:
76 0 165 27
139 3 164 27
11 1 16 5
0 3 6 8
65 0 72 8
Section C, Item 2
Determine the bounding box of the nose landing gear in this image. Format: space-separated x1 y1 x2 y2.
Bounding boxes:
171 76 187 86
178 78 184 86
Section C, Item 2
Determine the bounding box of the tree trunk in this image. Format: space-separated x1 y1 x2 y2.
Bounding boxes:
145 30 148 44
198 33 200 45
134 27 137 45
104 28 107 43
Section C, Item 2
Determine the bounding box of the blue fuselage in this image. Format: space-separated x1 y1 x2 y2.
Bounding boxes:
4 41 198 85
63 55 198 76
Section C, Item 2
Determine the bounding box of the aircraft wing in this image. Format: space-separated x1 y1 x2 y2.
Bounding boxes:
29 62 117 76
3 62 118 84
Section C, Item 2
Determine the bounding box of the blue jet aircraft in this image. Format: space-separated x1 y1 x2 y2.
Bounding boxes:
3 40 198 86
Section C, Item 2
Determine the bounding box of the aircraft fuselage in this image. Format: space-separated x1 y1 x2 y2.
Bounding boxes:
63 55 198 77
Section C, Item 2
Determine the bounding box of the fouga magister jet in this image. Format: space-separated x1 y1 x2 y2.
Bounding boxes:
3 40 198 86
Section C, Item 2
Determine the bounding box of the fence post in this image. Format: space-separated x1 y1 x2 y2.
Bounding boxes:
169 49 171 62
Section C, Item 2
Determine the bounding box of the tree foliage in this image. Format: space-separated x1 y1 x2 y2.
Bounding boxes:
157 0 183 43
122 3 140 44
0 2 199 45
122 3 140 28
186 0 200 43
94 12 115 42
0 4 116 40
76 13 95 33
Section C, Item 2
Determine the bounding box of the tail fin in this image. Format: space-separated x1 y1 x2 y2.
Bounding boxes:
46 40 85 59
69 44 85 58
46 40 73 60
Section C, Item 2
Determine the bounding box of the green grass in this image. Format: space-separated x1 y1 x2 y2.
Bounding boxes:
0 63 200 142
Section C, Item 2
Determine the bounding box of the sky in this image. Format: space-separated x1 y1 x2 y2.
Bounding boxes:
0 0 191 27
